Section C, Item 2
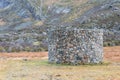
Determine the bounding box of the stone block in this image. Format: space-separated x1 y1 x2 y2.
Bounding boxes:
48 27 103 65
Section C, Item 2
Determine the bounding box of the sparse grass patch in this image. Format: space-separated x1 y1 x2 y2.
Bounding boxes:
0 59 120 80
21 59 111 67
0 46 120 80
22 59 49 66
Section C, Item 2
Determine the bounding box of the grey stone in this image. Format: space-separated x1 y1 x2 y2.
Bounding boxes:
48 27 103 65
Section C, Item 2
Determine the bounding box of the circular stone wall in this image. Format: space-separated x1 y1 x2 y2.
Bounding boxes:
48 28 103 65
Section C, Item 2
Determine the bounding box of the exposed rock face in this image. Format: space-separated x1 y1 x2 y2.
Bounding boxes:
0 0 38 19
0 0 46 52
48 27 103 65
0 0 12 8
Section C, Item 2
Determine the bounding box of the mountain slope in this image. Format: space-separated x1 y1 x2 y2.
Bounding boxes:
0 0 120 52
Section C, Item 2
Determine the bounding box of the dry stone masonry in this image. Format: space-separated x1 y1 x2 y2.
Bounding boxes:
48 27 103 65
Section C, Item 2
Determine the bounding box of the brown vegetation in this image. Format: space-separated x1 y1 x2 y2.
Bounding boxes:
0 46 120 62
104 46 120 62
0 52 48 60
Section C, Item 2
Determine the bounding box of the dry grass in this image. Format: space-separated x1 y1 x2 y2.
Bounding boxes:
0 46 120 80
104 46 120 62
0 52 48 60
0 59 120 80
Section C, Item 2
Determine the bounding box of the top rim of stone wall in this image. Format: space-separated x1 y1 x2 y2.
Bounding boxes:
48 27 103 31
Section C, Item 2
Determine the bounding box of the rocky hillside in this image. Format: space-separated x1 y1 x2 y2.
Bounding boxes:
0 0 120 52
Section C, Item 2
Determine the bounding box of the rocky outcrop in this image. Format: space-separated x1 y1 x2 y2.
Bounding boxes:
0 0 39 20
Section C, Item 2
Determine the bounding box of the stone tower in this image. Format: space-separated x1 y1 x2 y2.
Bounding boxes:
48 27 103 65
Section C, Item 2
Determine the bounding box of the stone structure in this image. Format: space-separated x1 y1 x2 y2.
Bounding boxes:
48 27 103 65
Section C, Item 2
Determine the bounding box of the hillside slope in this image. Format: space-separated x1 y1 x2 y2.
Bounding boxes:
0 0 120 52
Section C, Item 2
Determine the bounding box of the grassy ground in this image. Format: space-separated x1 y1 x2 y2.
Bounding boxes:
0 46 120 80
0 59 120 80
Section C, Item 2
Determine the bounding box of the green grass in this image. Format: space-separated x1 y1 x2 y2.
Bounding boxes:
21 59 111 67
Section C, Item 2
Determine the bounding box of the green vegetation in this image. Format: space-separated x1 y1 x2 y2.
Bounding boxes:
22 59 110 67
104 40 120 47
